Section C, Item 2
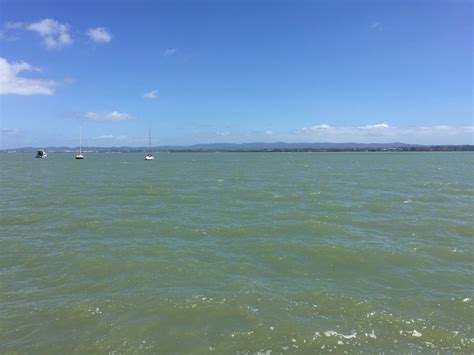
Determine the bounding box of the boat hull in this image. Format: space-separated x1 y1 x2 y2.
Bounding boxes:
35 150 47 158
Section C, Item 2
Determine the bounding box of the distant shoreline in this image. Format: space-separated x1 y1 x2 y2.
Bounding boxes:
2 144 473 153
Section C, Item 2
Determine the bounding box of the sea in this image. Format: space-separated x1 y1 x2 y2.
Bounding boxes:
1 152 473 353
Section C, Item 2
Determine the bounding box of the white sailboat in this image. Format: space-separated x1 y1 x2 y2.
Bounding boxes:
75 127 84 159
145 126 154 160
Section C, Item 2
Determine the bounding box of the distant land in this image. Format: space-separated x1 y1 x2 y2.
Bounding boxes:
2 142 473 153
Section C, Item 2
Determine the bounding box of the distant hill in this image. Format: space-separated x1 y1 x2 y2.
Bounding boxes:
2 142 473 153
158 142 418 151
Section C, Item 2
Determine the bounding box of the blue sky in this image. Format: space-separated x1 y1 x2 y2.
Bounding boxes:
0 0 472 148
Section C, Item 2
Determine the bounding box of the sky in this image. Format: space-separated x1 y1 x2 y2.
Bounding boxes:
0 0 472 148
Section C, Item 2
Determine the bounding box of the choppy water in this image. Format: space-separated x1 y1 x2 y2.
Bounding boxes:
1 152 473 353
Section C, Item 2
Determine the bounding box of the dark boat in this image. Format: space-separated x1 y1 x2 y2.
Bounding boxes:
35 149 47 158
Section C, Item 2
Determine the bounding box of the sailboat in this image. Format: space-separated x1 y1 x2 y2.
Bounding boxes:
75 127 84 159
145 126 154 160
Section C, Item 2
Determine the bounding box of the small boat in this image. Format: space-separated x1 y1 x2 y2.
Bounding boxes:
35 149 47 158
145 126 154 161
75 127 84 159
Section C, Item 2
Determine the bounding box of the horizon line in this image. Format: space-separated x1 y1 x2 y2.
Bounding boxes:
2 141 474 151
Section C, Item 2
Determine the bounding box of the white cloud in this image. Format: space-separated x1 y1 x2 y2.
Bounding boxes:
205 123 472 145
25 18 73 49
143 89 159 99
163 48 178 57
295 123 474 144
370 21 383 31
87 27 112 43
95 134 127 141
97 134 114 139
0 57 57 95
83 111 134 121
365 123 390 129
299 123 390 134
306 124 331 131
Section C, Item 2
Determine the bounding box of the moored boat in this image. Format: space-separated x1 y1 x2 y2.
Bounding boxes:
75 127 84 159
35 149 47 158
145 126 154 161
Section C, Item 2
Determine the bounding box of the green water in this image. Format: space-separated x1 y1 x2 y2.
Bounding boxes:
1 152 473 353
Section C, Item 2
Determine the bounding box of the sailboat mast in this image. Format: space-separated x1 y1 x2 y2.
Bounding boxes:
144 125 154 160
80 126 82 154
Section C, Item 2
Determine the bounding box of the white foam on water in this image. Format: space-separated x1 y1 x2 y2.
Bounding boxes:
324 330 357 339
462 297 470 302
412 330 422 337
89 307 102 315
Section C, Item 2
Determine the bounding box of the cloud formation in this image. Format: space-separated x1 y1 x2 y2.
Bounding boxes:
0 57 57 95
163 48 178 57
295 123 474 144
83 111 134 121
26 19 73 49
96 134 126 140
143 89 159 99
370 21 383 32
87 27 112 43
365 123 389 129
3 20 114 47
201 123 473 145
